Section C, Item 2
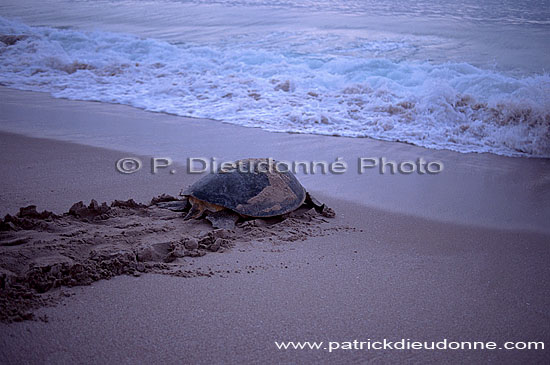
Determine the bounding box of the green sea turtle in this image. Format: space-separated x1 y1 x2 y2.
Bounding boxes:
180 158 334 228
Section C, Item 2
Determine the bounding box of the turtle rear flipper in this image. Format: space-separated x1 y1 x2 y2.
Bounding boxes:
156 199 189 212
183 202 204 220
184 197 225 220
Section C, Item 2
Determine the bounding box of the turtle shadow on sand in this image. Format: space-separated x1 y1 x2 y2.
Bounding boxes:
0 158 349 322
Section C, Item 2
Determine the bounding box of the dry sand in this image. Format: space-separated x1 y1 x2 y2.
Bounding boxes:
0 89 549 363
0 191 347 322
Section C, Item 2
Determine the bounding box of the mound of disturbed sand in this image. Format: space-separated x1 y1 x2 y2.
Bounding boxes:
0 195 352 322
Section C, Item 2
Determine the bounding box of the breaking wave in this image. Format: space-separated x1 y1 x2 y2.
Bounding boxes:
0 17 549 157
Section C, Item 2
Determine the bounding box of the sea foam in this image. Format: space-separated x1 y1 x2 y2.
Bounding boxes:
0 17 548 157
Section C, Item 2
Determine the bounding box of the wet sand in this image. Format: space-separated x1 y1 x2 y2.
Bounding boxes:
1 87 549 234
1 89 549 363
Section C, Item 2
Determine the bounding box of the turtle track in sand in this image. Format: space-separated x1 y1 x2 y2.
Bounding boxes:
0 195 356 322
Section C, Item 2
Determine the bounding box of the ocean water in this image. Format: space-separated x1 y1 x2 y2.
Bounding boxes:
0 0 549 157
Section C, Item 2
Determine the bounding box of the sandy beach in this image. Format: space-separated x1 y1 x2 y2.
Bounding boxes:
1 88 549 363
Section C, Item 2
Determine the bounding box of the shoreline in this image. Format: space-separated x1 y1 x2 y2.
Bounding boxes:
1 87 549 235
1 87 549 160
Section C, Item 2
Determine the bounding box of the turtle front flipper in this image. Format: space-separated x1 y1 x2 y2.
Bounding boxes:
206 210 240 229
305 192 335 218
